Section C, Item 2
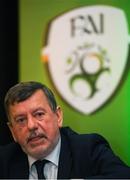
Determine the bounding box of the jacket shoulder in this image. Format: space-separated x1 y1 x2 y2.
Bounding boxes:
61 126 109 147
0 142 25 160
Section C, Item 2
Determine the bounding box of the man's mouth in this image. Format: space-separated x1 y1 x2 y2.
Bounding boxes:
27 134 47 144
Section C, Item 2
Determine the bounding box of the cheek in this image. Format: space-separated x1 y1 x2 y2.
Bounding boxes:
11 127 27 143
48 121 60 137
40 120 58 135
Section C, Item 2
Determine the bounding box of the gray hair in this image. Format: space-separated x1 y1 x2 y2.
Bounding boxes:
4 81 57 121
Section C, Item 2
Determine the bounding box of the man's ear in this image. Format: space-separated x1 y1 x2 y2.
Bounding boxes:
7 122 17 142
56 106 63 128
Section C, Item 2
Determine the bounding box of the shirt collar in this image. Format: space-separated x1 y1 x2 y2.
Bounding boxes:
28 136 61 169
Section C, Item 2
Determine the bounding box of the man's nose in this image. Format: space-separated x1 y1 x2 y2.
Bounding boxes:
27 115 38 130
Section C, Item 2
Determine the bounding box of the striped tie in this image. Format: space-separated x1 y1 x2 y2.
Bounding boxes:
34 159 48 179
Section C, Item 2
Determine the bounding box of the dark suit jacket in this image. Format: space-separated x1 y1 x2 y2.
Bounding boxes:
0 127 130 179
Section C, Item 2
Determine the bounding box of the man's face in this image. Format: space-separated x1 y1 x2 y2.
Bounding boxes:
8 89 63 159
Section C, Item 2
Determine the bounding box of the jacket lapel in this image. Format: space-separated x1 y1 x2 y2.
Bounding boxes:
57 130 72 179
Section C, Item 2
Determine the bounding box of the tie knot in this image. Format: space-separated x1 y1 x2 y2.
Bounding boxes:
34 159 49 179
35 159 48 168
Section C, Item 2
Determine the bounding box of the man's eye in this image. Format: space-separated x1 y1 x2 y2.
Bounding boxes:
34 112 44 120
15 117 26 124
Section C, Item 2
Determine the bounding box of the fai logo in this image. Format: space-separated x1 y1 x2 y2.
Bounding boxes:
41 5 129 114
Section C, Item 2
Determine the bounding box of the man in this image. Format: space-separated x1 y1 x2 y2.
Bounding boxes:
0 81 130 179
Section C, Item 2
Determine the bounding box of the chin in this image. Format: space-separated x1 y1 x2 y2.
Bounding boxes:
28 146 49 159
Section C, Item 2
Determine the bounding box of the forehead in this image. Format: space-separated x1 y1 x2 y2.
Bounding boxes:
9 90 50 112
15 89 48 104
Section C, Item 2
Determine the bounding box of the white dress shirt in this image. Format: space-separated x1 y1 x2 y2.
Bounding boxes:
28 137 61 179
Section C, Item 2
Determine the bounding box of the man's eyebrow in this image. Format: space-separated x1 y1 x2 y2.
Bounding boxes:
32 107 46 113
13 114 26 120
